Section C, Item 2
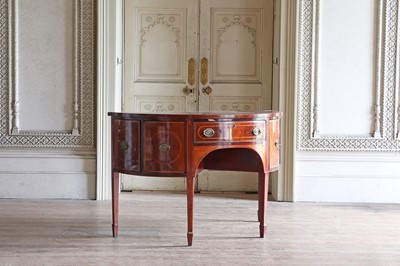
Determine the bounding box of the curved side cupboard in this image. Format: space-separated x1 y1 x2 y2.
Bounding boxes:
108 111 282 246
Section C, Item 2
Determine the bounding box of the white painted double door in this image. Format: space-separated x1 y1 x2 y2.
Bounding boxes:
122 0 274 191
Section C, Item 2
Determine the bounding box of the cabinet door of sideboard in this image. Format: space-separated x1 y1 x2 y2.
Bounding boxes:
143 122 186 174
269 119 280 170
112 119 140 172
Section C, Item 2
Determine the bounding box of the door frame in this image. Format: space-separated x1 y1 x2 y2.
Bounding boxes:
96 0 296 201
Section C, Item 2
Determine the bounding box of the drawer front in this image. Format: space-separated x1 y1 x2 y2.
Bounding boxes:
269 119 280 169
112 119 140 172
194 121 265 144
144 122 186 173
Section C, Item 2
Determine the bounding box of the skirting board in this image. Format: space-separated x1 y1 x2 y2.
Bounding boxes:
0 173 96 199
0 151 96 199
295 175 400 203
295 153 400 203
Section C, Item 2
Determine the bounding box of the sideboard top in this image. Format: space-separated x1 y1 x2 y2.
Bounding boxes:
108 111 282 120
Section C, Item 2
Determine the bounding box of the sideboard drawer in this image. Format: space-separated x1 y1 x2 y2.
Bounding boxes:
144 122 186 173
194 121 265 144
112 119 140 172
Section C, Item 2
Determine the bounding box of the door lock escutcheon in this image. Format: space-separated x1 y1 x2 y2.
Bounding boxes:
183 86 193 95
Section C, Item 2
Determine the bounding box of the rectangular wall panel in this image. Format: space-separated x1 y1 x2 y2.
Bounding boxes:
0 0 96 199
16 0 74 131
1 0 96 148
318 0 376 136
297 0 400 151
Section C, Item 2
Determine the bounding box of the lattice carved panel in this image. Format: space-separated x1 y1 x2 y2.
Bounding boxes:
0 0 96 149
297 0 400 151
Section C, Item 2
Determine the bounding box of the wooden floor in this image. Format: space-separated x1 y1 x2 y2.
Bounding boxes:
0 192 399 266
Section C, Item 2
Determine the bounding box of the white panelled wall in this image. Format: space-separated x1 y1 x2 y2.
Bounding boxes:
0 0 97 199
295 0 400 203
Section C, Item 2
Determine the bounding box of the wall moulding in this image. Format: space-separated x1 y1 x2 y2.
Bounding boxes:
297 0 400 151
0 0 96 149
396 0 400 140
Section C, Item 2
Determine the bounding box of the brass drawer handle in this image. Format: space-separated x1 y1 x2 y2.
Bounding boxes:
202 128 215 138
252 127 262 136
159 144 171 152
120 140 129 151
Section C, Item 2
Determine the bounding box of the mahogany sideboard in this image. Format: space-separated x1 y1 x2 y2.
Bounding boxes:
108 111 282 246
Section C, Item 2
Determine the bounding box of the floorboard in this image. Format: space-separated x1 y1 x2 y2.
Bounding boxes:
0 192 399 265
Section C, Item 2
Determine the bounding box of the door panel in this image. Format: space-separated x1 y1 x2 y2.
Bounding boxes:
124 0 198 113
136 12 184 81
212 10 261 82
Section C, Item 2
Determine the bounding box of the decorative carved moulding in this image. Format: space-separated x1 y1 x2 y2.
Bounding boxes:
210 96 260 112
0 0 96 149
212 9 261 83
135 96 185 113
297 0 400 151
136 9 185 82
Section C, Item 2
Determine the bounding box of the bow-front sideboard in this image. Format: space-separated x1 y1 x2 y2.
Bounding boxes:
108 111 282 246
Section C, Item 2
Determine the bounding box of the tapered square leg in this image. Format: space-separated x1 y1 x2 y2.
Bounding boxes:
187 176 195 246
112 171 120 237
258 172 269 238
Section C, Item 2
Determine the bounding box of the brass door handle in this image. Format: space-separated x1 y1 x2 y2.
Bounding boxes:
202 86 212 95
188 58 195 86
